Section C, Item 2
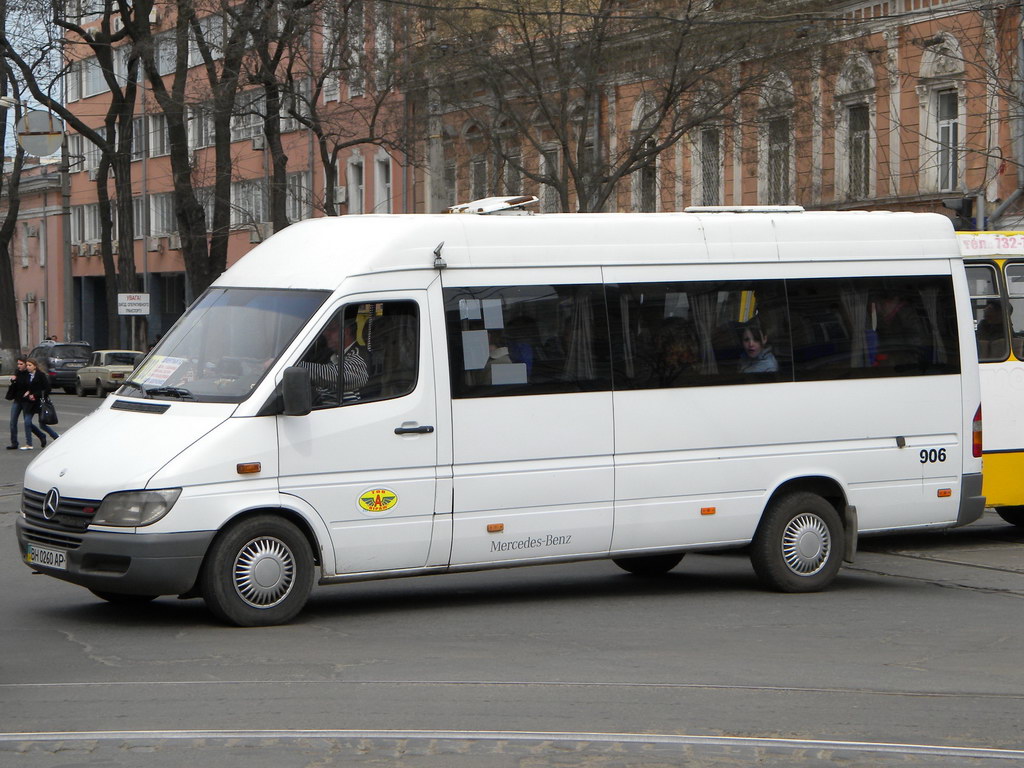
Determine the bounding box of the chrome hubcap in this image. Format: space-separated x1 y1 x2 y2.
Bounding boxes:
781 513 831 576
233 536 295 608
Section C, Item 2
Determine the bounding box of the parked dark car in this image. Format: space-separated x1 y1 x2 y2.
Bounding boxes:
28 342 94 394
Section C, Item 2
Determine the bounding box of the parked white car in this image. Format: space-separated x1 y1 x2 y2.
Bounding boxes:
75 349 143 396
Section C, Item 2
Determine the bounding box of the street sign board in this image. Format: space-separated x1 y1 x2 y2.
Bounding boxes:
118 293 150 316
16 110 64 157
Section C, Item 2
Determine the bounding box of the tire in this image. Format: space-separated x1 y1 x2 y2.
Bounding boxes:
96 379 105 397
75 379 86 397
612 552 684 576
995 506 1024 528
751 491 844 593
200 515 314 627
62 386 75 395
89 590 158 605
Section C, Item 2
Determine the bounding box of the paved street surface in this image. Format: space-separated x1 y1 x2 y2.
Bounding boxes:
2 393 1023 767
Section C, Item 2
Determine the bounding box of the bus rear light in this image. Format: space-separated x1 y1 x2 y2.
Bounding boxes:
973 405 983 458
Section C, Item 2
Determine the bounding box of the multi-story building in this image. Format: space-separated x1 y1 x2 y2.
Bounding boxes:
6 0 1023 350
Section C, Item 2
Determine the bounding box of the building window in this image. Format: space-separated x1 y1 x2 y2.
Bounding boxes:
81 57 107 97
348 158 364 214
374 156 392 213
699 127 721 206
470 156 488 200
287 172 313 222
133 196 147 238
190 104 216 149
231 90 266 141
937 90 959 192
637 139 658 212
150 193 176 235
541 148 559 213
766 116 791 204
847 105 870 200
444 163 457 206
129 116 147 161
500 147 522 196
230 181 267 227
149 114 170 157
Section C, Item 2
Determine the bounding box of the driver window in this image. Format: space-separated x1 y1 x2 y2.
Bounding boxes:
298 300 419 409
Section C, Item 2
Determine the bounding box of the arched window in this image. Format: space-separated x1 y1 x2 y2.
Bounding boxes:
758 74 794 204
834 54 877 201
916 34 965 193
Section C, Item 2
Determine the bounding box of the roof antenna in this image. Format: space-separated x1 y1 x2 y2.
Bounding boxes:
433 241 446 270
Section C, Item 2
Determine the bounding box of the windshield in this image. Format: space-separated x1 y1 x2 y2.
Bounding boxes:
51 345 92 359
123 287 329 403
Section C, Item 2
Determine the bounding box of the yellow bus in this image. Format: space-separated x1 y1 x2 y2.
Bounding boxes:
959 232 1024 527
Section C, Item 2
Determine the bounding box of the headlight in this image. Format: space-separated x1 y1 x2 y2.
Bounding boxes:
93 489 182 527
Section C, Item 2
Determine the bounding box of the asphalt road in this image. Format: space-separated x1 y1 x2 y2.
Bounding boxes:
2 394 1023 767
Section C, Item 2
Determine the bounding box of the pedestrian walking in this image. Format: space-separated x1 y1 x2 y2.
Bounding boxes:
5 357 30 450
20 358 59 450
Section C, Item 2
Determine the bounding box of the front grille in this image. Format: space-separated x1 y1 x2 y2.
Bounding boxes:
21 526 83 550
22 488 101 533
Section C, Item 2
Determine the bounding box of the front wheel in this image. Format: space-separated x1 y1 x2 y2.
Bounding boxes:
996 506 1024 528
200 515 314 627
612 552 684 576
751 492 844 592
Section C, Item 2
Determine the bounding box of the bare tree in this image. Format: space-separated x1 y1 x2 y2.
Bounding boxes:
0 53 27 369
422 0 837 212
281 0 416 217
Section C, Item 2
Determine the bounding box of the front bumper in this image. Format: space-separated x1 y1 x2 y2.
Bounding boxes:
16 517 215 596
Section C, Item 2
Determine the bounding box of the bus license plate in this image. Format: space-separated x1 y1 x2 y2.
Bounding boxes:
26 544 67 570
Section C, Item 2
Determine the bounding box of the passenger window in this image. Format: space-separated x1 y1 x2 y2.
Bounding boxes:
611 280 790 389
967 264 1008 362
1003 263 1024 359
298 300 418 409
787 276 960 379
444 284 610 398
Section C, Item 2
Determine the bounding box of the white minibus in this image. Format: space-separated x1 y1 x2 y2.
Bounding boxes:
18 200 985 626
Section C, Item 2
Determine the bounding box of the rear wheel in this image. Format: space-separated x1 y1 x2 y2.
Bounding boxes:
95 379 105 397
996 506 1024 528
612 552 684 576
200 515 314 627
89 590 158 605
62 386 75 395
75 379 86 397
751 491 843 592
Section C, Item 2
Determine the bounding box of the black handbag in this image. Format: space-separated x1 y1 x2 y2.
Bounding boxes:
39 397 58 426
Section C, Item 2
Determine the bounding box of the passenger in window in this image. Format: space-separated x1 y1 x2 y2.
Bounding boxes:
738 320 779 373
505 316 538 375
873 291 929 370
976 301 1008 359
301 319 369 406
651 317 698 386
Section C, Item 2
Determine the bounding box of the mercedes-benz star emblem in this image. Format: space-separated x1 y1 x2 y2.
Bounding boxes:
43 488 60 520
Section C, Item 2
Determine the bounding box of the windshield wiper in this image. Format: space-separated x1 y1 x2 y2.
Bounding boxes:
145 386 196 400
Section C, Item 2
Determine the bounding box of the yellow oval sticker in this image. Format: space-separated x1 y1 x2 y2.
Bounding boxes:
358 488 398 514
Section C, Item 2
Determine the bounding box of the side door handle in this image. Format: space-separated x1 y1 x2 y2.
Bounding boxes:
395 424 435 435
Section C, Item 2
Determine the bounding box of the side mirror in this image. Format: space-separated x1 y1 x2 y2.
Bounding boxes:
282 366 312 416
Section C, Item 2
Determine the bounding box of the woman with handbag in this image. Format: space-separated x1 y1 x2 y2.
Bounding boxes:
20 358 59 450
